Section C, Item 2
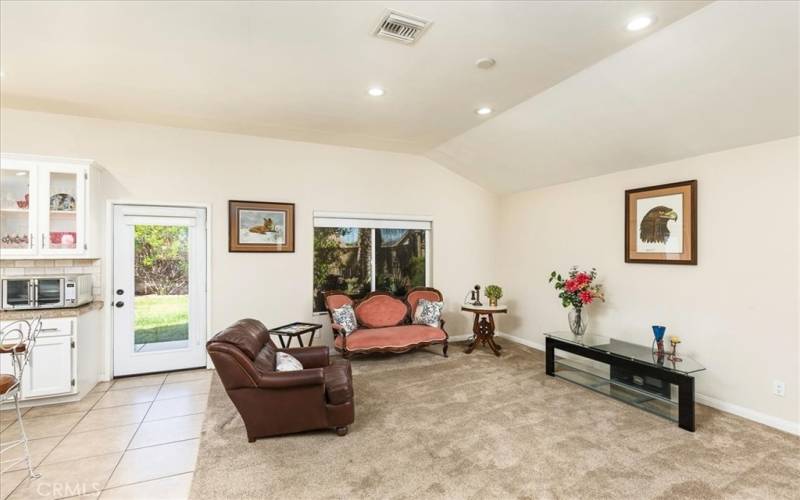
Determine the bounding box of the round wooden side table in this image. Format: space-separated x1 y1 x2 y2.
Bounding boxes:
461 304 507 357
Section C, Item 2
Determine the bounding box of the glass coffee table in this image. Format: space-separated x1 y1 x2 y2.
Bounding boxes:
544 331 705 431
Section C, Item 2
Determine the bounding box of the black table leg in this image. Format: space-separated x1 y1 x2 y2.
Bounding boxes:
308 331 316 346
545 337 555 376
278 335 286 348
297 335 305 347
678 375 695 432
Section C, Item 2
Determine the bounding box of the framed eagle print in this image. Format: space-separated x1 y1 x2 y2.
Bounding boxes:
228 200 295 252
625 180 696 265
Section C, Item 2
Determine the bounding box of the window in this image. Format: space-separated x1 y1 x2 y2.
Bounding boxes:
313 213 431 312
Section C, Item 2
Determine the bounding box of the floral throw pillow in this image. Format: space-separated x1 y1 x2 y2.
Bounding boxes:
276 352 303 372
332 304 358 335
413 299 444 328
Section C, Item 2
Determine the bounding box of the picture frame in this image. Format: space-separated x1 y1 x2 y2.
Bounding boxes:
228 200 295 253
625 180 696 265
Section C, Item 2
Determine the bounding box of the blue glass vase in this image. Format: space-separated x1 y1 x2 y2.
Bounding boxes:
652 325 666 354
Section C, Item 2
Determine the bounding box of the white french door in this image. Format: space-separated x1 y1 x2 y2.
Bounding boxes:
113 205 207 376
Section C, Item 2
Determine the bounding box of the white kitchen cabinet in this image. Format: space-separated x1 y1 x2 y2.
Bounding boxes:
0 154 102 259
0 159 37 257
0 313 101 401
24 334 74 398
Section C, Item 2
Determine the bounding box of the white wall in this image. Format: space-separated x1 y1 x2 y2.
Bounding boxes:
3 107 797 433
496 137 799 431
0 108 499 346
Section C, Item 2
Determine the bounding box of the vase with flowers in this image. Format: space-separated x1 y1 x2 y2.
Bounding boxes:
548 267 605 336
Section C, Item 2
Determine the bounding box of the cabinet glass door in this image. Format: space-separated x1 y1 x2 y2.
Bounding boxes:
40 166 85 255
0 161 36 256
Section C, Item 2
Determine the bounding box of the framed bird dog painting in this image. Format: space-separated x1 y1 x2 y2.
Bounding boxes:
228 200 295 252
625 180 697 265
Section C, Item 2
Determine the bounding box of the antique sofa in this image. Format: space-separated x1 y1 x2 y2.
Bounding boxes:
323 287 448 358
206 319 354 441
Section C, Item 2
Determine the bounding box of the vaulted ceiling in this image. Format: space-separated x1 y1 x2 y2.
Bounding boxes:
427 1 800 192
1 1 797 193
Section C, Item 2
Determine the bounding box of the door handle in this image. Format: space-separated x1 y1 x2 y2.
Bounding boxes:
115 301 124 308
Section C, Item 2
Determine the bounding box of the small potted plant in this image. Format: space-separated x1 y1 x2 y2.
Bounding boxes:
548 267 604 336
485 285 503 307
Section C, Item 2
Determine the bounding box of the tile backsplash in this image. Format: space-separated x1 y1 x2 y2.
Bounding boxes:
0 259 103 299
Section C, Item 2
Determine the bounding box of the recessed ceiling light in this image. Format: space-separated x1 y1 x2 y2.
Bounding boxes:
367 87 385 97
475 107 493 116
626 15 654 31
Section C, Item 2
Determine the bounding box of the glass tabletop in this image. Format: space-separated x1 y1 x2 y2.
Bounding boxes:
544 331 705 375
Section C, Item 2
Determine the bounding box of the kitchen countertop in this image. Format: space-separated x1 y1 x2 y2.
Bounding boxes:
0 300 104 320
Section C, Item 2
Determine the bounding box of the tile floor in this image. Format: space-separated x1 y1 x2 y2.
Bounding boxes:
0 369 212 499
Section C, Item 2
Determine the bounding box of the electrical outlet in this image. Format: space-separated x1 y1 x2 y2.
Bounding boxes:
773 380 785 397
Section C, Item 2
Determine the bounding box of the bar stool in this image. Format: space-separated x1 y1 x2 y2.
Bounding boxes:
0 318 43 478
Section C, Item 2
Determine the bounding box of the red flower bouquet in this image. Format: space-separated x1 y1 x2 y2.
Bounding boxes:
549 267 604 308
549 267 605 335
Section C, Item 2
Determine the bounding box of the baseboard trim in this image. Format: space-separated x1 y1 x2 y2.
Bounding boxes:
694 393 800 436
493 332 800 436
448 334 472 342
496 332 545 352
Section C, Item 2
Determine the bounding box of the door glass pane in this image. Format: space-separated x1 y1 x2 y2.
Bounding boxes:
0 168 32 250
47 171 78 249
134 225 189 352
375 229 426 296
313 227 372 312
36 279 63 305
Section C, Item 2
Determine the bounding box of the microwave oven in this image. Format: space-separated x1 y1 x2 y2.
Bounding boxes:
1 274 93 310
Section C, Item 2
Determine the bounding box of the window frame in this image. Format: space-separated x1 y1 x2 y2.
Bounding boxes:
312 211 433 314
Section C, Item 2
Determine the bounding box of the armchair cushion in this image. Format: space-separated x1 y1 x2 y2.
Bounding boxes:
324 360 353 405
253 342 278 375
255 368 325 389
334 325 446 351
214 319 270 360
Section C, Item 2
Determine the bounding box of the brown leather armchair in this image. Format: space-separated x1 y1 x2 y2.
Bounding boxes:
206 319 354 441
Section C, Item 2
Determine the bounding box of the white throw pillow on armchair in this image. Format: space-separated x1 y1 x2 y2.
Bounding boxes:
275 352 303 372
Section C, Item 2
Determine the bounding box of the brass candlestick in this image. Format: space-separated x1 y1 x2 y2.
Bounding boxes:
669 336 682 362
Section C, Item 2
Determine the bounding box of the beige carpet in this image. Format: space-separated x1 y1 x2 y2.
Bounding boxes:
190 341 799 499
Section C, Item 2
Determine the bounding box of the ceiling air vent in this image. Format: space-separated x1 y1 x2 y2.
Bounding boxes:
373 10 431 45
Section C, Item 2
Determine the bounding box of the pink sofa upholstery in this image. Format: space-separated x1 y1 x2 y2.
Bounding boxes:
324 288 448 358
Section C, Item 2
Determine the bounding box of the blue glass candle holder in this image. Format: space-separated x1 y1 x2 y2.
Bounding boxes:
652 325 666 342
652 325 666 355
